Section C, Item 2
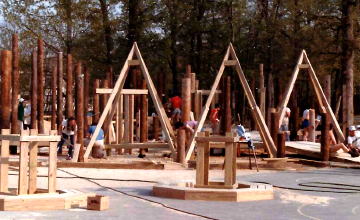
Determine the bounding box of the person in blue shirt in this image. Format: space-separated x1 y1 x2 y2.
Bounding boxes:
85 122 105 158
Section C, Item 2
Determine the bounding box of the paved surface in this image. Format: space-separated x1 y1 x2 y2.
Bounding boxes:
2 167 360 219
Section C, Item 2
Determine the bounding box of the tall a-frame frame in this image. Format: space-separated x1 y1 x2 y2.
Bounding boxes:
278 50 345 142
185 44 277 161
83 43 177 160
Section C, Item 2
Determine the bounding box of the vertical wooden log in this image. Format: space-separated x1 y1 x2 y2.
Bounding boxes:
321 112 330 161
11 34 19 134
28 129 38 194
259 64 265 118
124 95 130 146
268 73 274 108
309 109 316 142
100 80 109 130
195 132 205 185
225 141 234 186
0 51 11 130
18 129 29 195
48 130 58 193
324 75 331 107
116 95 123 155
140 79 147 155
177 129 186 164
37 39 45 133
277 132 286 158
289 88 298 141
126 95 134 154
65 54 73 119
194 81 200 120
0 129 10 192
51 66 57 130
57 52 63 132
220 77 226 135
204 131 210 185
225 76 231 132
267 108 276 132
181 77 191 123
31 52 37 129
93 79 100 123
76 62 84 162
153 116 159 140
191 73 196 112
271 112 279 148
84 66 90 134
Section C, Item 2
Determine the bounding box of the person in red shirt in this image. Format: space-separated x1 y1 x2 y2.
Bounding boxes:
169 92 182 125
210 104 220 134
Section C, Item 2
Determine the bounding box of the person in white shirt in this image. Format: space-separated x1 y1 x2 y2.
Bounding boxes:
347 126 360 156
23 101 31 130
280 107 291 141
57 117 77 159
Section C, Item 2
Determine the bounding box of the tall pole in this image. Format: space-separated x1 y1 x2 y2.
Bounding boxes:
51 66 57 130
84 66 90 134
225 76 231 132
11 34 19 134
140 79 147 156
57 52 63 132
93 79 100 123
31 52 38 129
0 50 12 130
37 38 45 133
66 54 73 119
182 65 191 123
76 62 84 162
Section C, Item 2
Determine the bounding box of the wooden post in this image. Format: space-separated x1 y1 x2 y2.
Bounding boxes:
204 131 210 185
191 73 196 112
153 116 159 140
126 95 134 154
28 129 38 194
194 82 200 120
321 112 330 161
289 88 298 141
267 108 276 132
18 129 29 195
0 51 11 130
271 112 279 148
259 64 265 118
48 130 58 193
11 34 19 134
116 94 123 154
31 52 37 129
220 77 226 135
65 54 73 119
309 109 316 142
140 79 147 155
51 66 57 130
93 79 100 123
76 62 84 162
268 73 274 108
196 132 205 185
37 39 45 134
277 132 286 158
0 129 10 192
84 66 90 134
57 52 63 132
225 132 236 186
100 79 108 135
324 75 331 107
182 76 191 123
225 76 231 132
176 129 186 164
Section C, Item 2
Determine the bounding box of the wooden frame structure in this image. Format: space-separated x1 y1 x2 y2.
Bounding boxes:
277 50 345 142
84 43 177 160
185 44 277 161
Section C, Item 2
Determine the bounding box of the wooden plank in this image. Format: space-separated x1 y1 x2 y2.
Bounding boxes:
0 129 10 192
303 51 345 142
117 95 123 154
191 90 221 95
20 136 61 142
278 51 304 128
71 144 81 163
204 131 210 185
97 88 148 95
224 140 234 186
124 95 130 144
83 45 135 159
57 161 164 169
128 60 141 66
126 94 134 154
28 129 38 194
133 43 177 156
48 132 57 193
18 130 29 195
0 134 20 141
224 60 237 66
195 133 205 185
106 143 170 149
195 136 238 143
299 64 309 69
185 46 231 161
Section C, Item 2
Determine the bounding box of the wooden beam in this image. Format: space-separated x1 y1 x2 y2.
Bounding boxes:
196 132 205 185
195 136 239 143
28 129 38 194
18 130 29 195
191 90 221 94
224 60 237 66
128 60 141 66
106 142 170 149
299 64 309 69
48 130 57 193
0 129 10 192
11 35 19 135
96 88 148 95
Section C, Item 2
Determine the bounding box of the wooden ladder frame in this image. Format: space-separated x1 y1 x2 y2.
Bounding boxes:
277 50 345 142
83 43 177 160
185 44 277 161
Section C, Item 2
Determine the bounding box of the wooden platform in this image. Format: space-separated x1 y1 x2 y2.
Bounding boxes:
285 141 360 164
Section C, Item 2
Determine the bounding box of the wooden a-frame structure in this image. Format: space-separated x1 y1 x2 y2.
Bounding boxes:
277 50 345 142
83 43 177 160
185 44 277 161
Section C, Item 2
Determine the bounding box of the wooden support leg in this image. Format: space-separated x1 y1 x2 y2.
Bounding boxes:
116 95 123 155
48 135 57 193
28 129 38 194
277 132 286 158
18 130 29 195
127 95 134 154
0 129 10 192
195 132 205 186
225 140 234 186
309 109 316 142
321 112 330 161
124 95 129 146
176 130 186 164
204 131 210 185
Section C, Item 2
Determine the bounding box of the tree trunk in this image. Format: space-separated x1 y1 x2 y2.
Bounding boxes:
99 0 114 65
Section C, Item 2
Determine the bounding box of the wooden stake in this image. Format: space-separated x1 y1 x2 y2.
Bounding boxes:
84 66 90 134
309 109 316 142
270 112 279 148
225 76 231 132
277 132 286 158
76 62 84 162
140 79 147 155
93 79 100 123
321 112 330 161
267 108 276 131
181 77 191 123
37 39 45 133
51 66 57 130
153 116 159 140
57 52 63 132
31 52 37 129
65 54 73 119
11 34 19 134
177 129 186 164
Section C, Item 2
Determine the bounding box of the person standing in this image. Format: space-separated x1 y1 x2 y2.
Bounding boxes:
17 98 25 132
57 117 77 160
23 101 31 130
169 91 182 125
280 107 291 141
210 104 221 134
